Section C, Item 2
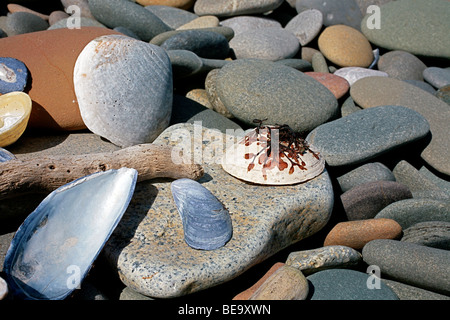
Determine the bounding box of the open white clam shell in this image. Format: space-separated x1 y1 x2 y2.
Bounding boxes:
221 126 325 185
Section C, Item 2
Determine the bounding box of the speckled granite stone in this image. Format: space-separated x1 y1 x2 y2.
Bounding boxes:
104 123 334 298
285 245 362 275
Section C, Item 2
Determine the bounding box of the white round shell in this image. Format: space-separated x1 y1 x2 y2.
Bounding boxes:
221 126 325 185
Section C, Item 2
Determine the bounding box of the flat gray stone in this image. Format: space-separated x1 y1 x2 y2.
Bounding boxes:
341 181 412 220
145 5 198 29
6 12 49 36
220 16 281 36
150 26 235 46
361 0 450 59
285 245 362 275
337 162 395 193
161 30 230 60
377 50 427 81
104 123 334 298
229 27 300 61
383 279 450 300
403 80 437 95
171 94 241 133
423 67 450 89
306 105 430 167
362 239 450 295
47 17 105 30
296 0 363 30
306 269 399 300
216 59 338 133
393 160 449 200
375 198 450 229
401 221 450 250
194 0 284 17
350 76 450 176
285 9 323 46
419 166 450 198
88 0 172 41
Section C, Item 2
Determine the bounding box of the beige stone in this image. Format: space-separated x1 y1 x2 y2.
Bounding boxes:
318 25 373 68
177 16 220 30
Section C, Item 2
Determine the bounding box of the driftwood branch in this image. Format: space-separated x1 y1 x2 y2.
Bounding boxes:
0 144 204 199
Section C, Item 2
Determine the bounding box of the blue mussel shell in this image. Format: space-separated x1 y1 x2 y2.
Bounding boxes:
171 178 232 251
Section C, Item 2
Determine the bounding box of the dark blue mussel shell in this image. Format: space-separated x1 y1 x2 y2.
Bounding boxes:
171 178 232 251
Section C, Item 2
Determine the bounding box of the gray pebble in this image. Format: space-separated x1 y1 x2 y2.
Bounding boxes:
220 16 281 36
423 67 450 89
285 9 323 46
216 59 338 133
229 27 300 61
337 162 395 193
6 12 49 36
161 30 230 60
378 50 427 81
296 0 363 30
401 221 450 250
393 160 449 200
306 268 399 300
375 198 450 229
306 105 430 167
362 239 450 295
145 5 198 29
341 180 413 220
88 0 172 42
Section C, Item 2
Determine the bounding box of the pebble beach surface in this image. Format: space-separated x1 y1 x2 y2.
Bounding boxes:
0 0 449 303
